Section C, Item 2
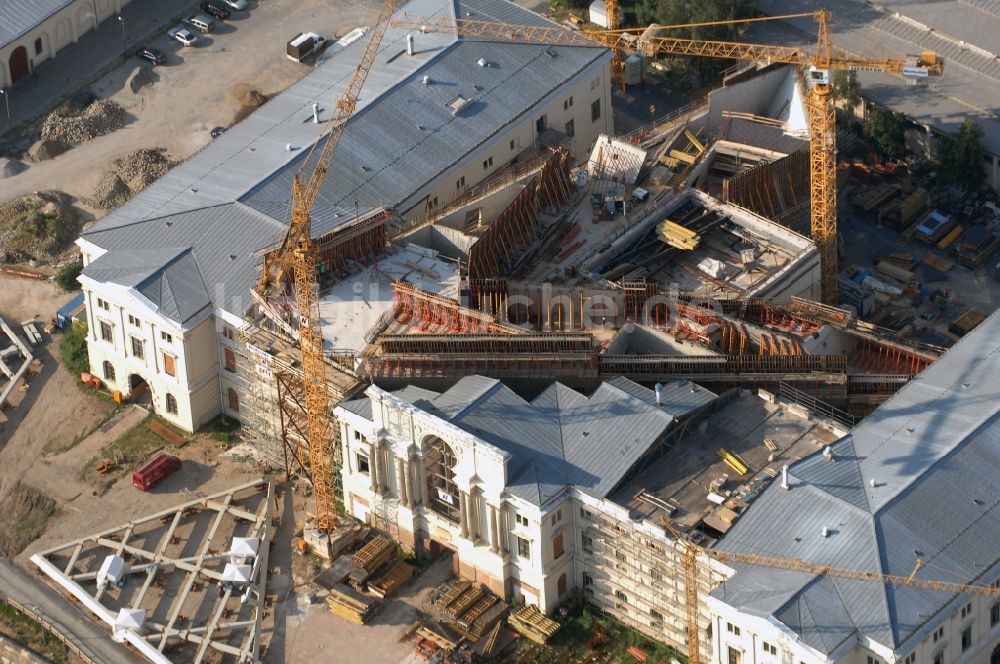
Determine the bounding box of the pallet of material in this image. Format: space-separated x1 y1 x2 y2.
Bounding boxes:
327 583 380 624
369 560 414 599
508 604 560 644
417 620 462 650
447 584 485 620
950 309 986 337
461 593 498 627
469 598 509 637
920 253 953 273
850 183 898 211
349 536 396 584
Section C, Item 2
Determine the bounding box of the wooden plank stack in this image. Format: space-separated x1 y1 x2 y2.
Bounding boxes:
348 536 396 588
508 604 560 645
327 583 379 624
369 560 414 599
446 584 485 620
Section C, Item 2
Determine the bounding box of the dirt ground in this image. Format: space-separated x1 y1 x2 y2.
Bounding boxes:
0 0 381 212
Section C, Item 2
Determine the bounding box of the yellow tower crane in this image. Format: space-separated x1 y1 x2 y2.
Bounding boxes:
256 0 400 530
391 11 943 304
659 519 1000 664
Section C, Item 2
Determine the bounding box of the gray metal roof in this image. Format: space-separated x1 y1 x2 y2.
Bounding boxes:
713 307 1000 654
82 203 285 321
748 0 1000 157
382 376 698 506
80 0 608 319
0 0 73 49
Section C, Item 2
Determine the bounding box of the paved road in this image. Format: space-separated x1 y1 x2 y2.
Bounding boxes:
0 558 139 664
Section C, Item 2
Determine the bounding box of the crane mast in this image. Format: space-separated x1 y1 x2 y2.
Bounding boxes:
392 11 942 303
258 0 400 530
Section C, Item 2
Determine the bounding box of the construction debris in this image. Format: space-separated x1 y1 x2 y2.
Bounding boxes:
508 604 560 644
326 583 380 624
347 535 396 588
83 148 173 210
40 98 127 144
368 559 413 599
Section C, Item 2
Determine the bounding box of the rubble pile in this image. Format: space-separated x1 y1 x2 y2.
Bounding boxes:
0 190 78 258
40 98 127 144
83 148 173 210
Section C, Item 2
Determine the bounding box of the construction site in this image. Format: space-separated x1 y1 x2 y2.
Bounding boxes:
3 0 999 663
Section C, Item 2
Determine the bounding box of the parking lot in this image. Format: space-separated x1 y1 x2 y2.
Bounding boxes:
0 0 381 212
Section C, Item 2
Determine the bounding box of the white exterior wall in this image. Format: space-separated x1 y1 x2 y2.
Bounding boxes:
0 0 131 87
707 579 1000 664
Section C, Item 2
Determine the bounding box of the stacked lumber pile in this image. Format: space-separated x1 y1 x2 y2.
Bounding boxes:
508 604 560 644
416 621 462 650
327 583 379 624
348 536 396 589
369 560 414 599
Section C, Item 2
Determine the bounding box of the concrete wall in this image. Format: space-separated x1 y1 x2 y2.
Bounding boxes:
705 65 794 130
0 0 130 87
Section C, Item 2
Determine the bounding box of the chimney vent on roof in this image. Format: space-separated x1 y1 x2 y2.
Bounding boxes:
312 103 320 124
447 95 473 116
422 75 431 86
406 33 414 56
781 465 789 490
286 143 292 152
477 57 488 67
869 478 879 488
654 383 663 406
821 527 830 538
823 446 834 461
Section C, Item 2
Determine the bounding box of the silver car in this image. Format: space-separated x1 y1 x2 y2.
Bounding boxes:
219 0 248 9
168 26 199 46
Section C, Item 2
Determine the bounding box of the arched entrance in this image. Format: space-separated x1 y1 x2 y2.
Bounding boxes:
423 437 460 523
128 374 150 405
9 46 29 83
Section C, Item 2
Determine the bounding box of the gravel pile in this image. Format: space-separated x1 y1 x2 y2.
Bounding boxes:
39 98 127 144
83 147 173 210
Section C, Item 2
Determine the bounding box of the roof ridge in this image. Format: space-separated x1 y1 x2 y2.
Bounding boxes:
83 202 240 239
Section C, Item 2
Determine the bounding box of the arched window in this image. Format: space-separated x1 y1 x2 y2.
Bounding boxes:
423 437 460 523
102 360 115 381
34 38 42 56
165 393 177 415
227 387 239 412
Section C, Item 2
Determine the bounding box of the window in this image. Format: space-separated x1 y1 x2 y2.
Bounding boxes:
34 38 42 56
557 573 567 596
510 138 516 151
128 314 140 327
99 320 113 342
614 589 627 603
456 176 466 191
356 453 371 475
97 298 110 311
933 652 944 664
650 567 663 582
991 601 999 627
166 393 177 414
763 642 777 656
161 331 173 343
650 608 663 623
867 657 880 664
563 96 573 110
552 533 564 559
961 625 972 651
424 437 461 522
482 156 493 170
961 602 973 618
582 533 593 553
222 325 233 340
131 336 144 359
579 507 591 520
515 513 529 528
565 119 575 138
227 387 239 412
224 348 236 372
590 77 599 90
551 509 561 525
933 626 944 643
517 536 531 559
162 353 176 377
727 646 741 664
591 99 601 122
902 654 915 664
726 623 741 636
535 115 546 134
615 550 626 563
354 430 362 440
103 361 115 382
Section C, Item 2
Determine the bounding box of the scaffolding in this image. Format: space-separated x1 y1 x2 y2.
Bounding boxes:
579 503 725 662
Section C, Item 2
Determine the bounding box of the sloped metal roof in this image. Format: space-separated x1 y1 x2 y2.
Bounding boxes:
377 376 696 506
0 0 73 49
713 307 1000 653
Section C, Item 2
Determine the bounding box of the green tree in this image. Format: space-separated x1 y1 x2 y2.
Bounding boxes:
935 120 984 190
54 260 83 291
864 104 907 158
635 0 759 70
832 70 861 127
60 323 90 377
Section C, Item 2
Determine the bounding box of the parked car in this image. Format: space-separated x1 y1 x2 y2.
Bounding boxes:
210 126 227 138
183 14 216 34
219 0 248 10
135 46 166 65
201 1 230 19
132 453 182 491
168 26 199 46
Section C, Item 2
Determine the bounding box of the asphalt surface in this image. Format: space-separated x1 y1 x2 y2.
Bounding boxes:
0 558 139 664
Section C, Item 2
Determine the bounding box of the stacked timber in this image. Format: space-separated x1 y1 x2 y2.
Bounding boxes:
369 560 414 599
348 536 396 588
327 583 379 624
508 605 560 644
